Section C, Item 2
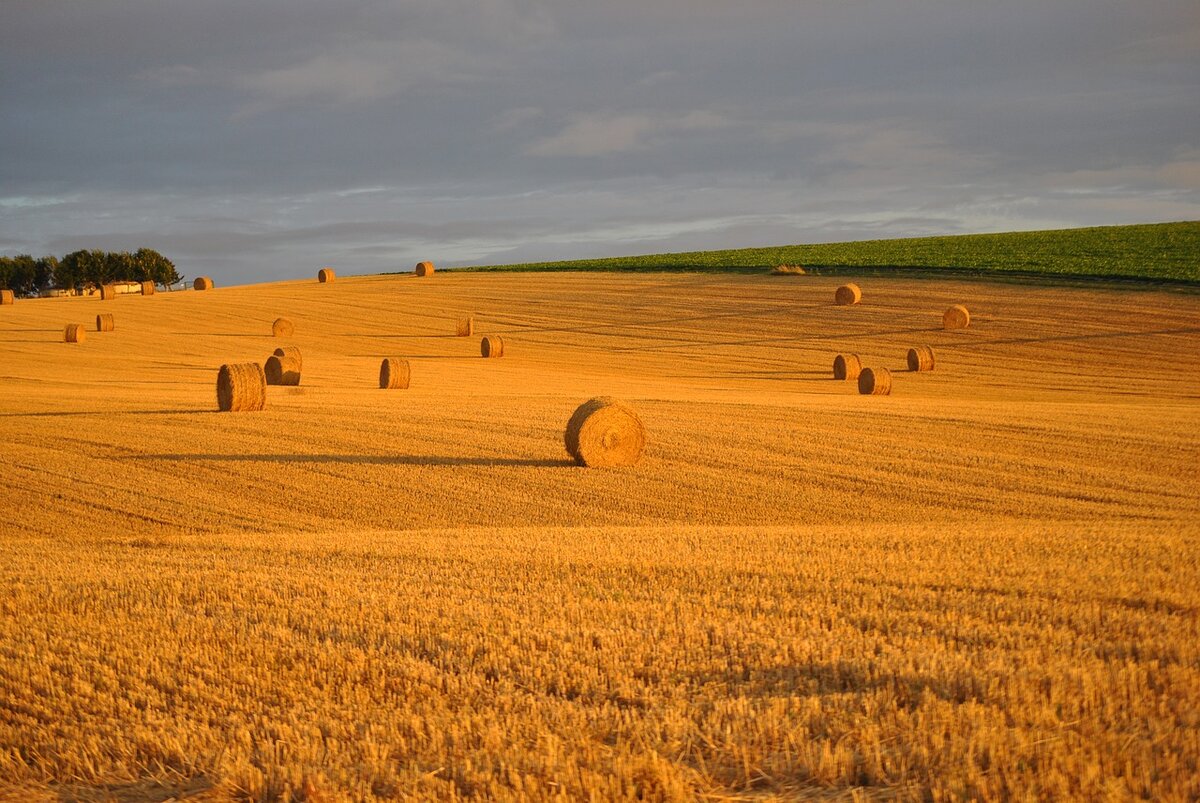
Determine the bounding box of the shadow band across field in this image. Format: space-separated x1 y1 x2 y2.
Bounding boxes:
126 453 575 468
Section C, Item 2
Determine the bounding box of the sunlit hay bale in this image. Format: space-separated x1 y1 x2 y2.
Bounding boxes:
379 357 411 389
64 324 86 343
564 397 646 468
858 367 892 395
907 345 935 372
834 283 862 305
272 318 295 337
833 353 862 380
943 304 970 329
95 314 115 333
1 290 13 305
264 354 301 386
318 268 335 283
140 281 155 296
100 284 117 301
480 335 505 358
456 317 474 337
273 346 302 371
194 277 214 291
415 261 435 277
217 362 266 412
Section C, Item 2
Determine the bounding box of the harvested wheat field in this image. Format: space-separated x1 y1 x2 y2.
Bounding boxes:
1 272 1199 801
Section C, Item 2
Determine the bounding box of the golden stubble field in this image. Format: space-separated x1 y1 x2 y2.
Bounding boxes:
1 271 1198 801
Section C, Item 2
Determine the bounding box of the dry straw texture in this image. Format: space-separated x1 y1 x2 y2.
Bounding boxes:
99 284 117 301
456 317 474 337
379 357 411 389
95 314 114 333
833 353 862 380
272 346 302 371
272 318 295 337
564 397 647 467
907 345 936 372
480 335 505 358
264 354 301 386
858 367 893 395
216 362 266 412
194 277 214 291
1 289 14 305
415 261 435 277
63 323 86 343
318 268 335 283
140 281 155 296
771 265 806 275
835 283 862 306
944 304 971 329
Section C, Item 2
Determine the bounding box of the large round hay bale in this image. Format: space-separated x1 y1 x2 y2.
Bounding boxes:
480 335 505 358
564 397 646 468
907 345 935 372
456 317 474 337
858 367 892 395
64 324 86 343
95 314 115 333
272 346 302 371
217 363 266 412
943 305 970 329
0 290 14 305
141 281 155 296
264 354 301 386
833 353 862 380
379 357 411 389
100 284 117 301
194 277 214 291
272 318 295 337
415 261 435 277
834 283 862 306
318 268 335 283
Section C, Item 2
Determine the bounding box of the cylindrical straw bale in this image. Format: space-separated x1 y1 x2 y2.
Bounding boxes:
907 345 935 371
480 335 505 358
272 346 302 371
141 281 155 296
833 353 862 380
835 283 862 305
217 363 266 412
264 354 301 386
858 367 892 395
96 314 115 332
272 318 295 337
1 289 14 305
379 358 411 389
100 284 117 301
415 261 435 277
194 277 214 291
318 268 335 283
64 324 86 343
943 305 970 329
456 317 474 337
564 397 646 468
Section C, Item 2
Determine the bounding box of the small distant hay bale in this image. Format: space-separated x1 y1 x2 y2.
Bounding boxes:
1 290 14 305
771 265 806 275
379 358 411 389
833 353 862 380
835 283 862 306
272 318 295 337
456 317 474 337
907 345 935 372
194 277 214 291
100 284 117 301
943 305 970 329
217 362 266 412
480 335 505 358
272 346 302 371
415 261 435 277
64 323 86 343
564 397 646 468
141 281 155 296
858 367 892 396
318 268 335 283
95 314 115 333
264 354 301 386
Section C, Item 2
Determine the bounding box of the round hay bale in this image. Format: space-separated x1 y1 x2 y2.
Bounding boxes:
318 268 335 283
264 354 301 386
456 317 474 337
564 397 646 468
943 304 970 329
858 367 892 396
907 345 935 372
272 318 295 337
96 314 115 333
834 283 862 306
217 362 266 412
833 353 862 381
194 277 214 291
64 323 86 343
272 346 302 371
415 261 435 277
100 284 117 301
480 335 505 358
141 281 155 296
379 357 411 389
0 289 14 305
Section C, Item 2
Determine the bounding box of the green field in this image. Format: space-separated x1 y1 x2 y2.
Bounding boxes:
463 221 1200 283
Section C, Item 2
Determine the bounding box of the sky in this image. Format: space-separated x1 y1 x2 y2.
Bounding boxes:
2 0 1198 285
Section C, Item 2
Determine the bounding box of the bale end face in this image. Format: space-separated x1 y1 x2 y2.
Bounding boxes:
95 314 115 332
272 346 302 371
858 367 892 395
456 317 474 337
480 335 505 358
379 357 411 389
217 363 266 412
64 324 86 343
318 268 335 283
835 283 862 306
272 318 295 337
564 397 646 468
943 305 970 329
415 261 435 277
194 277 214 291
833 353 862 380
264 354 301 386
907 346 935 372
0 289 14 305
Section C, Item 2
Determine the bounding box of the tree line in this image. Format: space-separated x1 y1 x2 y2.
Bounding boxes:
0 249 181 296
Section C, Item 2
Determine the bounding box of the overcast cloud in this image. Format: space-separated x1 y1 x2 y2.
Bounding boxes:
2 1 1197 284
